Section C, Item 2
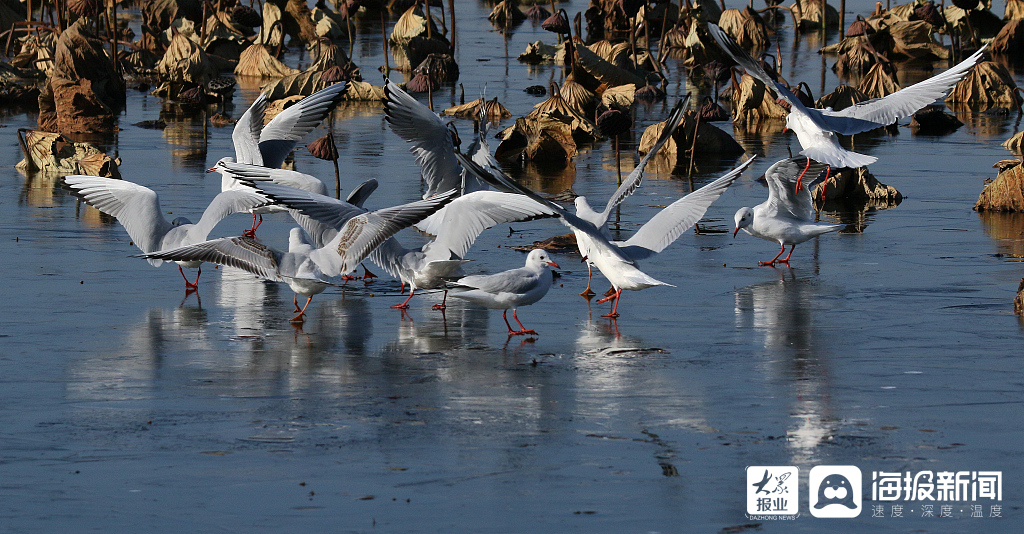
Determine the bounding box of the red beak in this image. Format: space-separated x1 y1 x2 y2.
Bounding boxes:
782 127 788 133
548 261 560 269
733 228 739 238
206 166 216 173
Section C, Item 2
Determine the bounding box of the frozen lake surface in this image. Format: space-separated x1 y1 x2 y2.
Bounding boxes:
2 1 1023 531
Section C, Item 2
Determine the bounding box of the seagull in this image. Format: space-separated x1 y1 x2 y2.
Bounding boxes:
573 96 688 296
239 180 559 309
207 81 348 235
457 152 756 317
448 249 560 336
733 156 844 266
138 228 331 322
63 175 268 289
708 22 986 189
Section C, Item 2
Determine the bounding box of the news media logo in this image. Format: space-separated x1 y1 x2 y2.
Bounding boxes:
746 466 799 516
809 465 863 518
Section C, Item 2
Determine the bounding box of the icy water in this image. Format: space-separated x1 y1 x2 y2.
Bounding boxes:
2 1 1024 532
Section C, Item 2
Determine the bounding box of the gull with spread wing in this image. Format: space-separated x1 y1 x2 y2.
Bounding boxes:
708 22 985 189
207 82 347 235
457 152 756 318
733 156 845 266
63 175 268 289
572 96 688 296
241 179 560 310
448 249 560 336
139 228 331 322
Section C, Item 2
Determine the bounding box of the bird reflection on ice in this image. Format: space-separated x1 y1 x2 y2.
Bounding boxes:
734 269 838 463
65 306 213 402
378 300 490 358
573 315 714 433
215 266 275 335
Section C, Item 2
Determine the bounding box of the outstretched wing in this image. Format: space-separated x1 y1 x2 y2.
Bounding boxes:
243 180 366 248
428 191 559 260
309 189 460 276
139 236 284 282
384 79 463 198
233 93 268 165
188 188 271 243
616 157 756 260
258 81 348 169
220 160 328 195
63 175 171 254
818 45 987 134
599 95 689 223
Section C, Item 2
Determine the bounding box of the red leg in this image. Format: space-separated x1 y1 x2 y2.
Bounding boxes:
759 244 787 266
511 309 538 335
601 289 623 318
579 263 595 297
432 290 448 310
502 310 516 335
290 295 312 322
179 264 201 289
293 295 301 312
362 264 377 280
596 284 620 305
242 213 262 238
391 288 415 309
794 156 811 193
780 245 795 263
821 165 831 202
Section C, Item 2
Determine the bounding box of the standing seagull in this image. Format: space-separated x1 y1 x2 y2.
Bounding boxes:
457 153 756 318
207 82 348 235
733 156 844 266
139 228 331 322
64 175 268 289
448 249 560 336
708 22 985 188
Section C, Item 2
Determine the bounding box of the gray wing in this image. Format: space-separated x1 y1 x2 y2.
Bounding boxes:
818 45 987 134
616 157 756 260
233 93 267 165
309 189 460 276
63 175 171 254
219 160 328 195
345 179 379 208
243 180 366 248
258 81 348 169
762 156 828 220
139 236 285 282
187 188 272 243
384 79 463 198
427 191 559 260
456 267 539 295
599 96 689 223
